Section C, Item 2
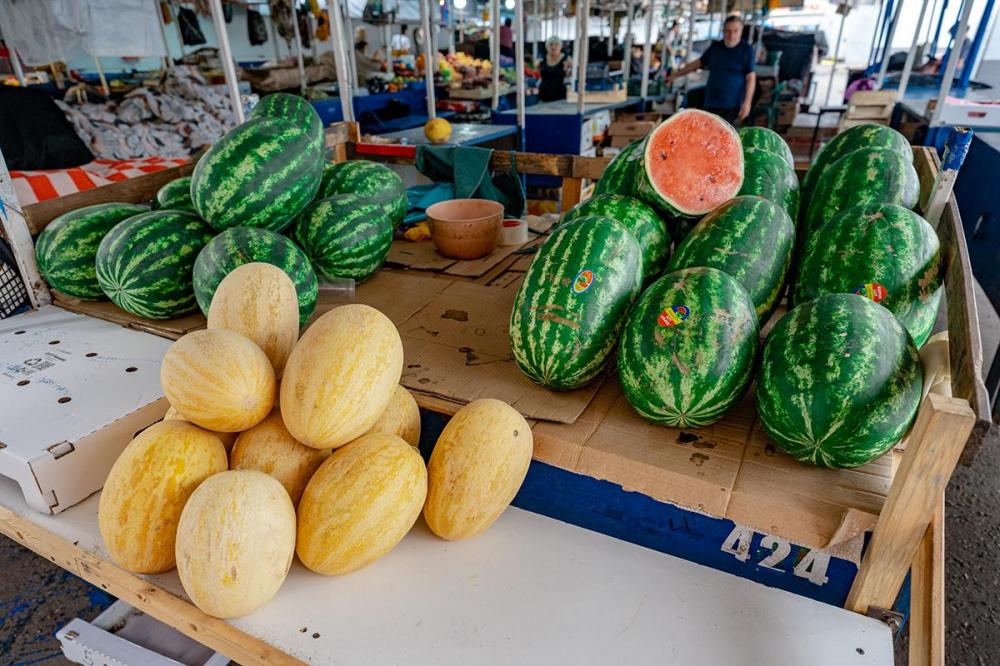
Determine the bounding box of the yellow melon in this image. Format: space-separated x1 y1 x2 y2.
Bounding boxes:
175 470 296 619
424 117 452 144
161 329 275 433
163 404 237 453
207 263 299 377
230 410 330 504
280 304 402 449
98 420 228 573
297 433 426 575
367 385 421 447
424 399 532 540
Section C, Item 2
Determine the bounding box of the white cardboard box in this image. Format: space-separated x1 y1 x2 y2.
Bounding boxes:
0 306 171 514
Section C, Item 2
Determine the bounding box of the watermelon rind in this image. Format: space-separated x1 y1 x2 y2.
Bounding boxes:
593 139 643 198
95 210 214 319
248 92 324 152
738 147 800 222
153 176 196 213
618 266 759 427
318 160 407 228
793 202 942 348
756 293 923 468
509 216 643 390
738 126 794 166
36 203 148 300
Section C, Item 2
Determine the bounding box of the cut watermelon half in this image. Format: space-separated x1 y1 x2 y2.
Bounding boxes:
637 109 745 217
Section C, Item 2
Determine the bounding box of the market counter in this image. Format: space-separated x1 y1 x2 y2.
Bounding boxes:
378 123 517 149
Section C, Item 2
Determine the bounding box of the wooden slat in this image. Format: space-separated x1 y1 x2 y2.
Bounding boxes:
845 393 975 614
0 505 303 666
561 177 583 210
908 498 945 666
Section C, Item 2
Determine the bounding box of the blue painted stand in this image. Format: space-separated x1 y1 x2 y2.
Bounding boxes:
311 82 454 135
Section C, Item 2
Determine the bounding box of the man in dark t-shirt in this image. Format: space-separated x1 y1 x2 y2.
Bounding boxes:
667 16 756 125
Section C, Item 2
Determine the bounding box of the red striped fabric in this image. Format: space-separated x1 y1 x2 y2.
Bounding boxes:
10 157 188 206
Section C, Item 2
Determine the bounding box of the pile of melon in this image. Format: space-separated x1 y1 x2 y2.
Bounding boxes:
97 263 533 619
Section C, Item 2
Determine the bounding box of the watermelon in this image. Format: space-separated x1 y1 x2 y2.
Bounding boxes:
801 124 911 213
560 194 670 284
738 126 794 166
636 109 744 218
756 293 923 468
95 210 214 319
593 139 643 197
153 176 196 213
618 267 758 427
35 203 147 300
803 148 919 237
318 160 407 228
509 216 642 390
191 117 323 233
248 92 324 151
194 227 318 326
290 193 393 283
793 203 942 348
738 147 800 221
666 196 794 324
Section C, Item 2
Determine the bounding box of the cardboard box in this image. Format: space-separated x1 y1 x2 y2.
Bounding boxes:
777 100 798 126
608 121 656 137
0 306 171 514
611 135 636 148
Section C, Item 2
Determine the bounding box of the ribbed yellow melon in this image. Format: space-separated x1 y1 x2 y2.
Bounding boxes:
161 329 275 432
424 399 532 540
297 433 426 575
367 385 421 447
98 420 228 573
280 304 403 449
176 470 296 619
207 263 299 377
230 410 330 504
163 404 237 453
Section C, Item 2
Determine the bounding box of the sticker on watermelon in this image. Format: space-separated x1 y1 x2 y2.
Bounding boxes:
657 304 690 327
572 269 595 294
854 282 888 303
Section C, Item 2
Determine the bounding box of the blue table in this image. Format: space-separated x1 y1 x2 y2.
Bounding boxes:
312 82 455 135
379 123 517 148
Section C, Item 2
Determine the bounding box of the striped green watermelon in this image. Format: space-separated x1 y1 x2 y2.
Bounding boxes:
756 293 922 468
319 160 407 228
801 124 911 213
191 116 323 233
290 193 393 283
193 227 318 326
738 147 800 221
153 176 195 213
560 194 670 284
35 203 147 300
666 196 794 324
636 109 744 217
248 92 324 151
618 266 758 427
803 148 919 237
738 126 794 166
593 139 643 197
793 203 942 348
509 216 642 390
95 210 214 319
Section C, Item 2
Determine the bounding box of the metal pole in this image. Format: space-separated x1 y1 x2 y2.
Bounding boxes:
657 1 670 78
897 0 932 100
755 0 764 54
532 0 539 62
93 56 110 97
516 0 527 143
346 16 359 87
823 8 847 105
492 0 501 110
577 0 590 113
269 14 282 62
329 0 355 122
875 0 903 87
208 0 245 124
309 13 319 61
686 0 695 63
154 0 173 70
420 0 437 118
958 0 996 88
290 3 307 93
623 0 634 81
867 0 887 65
2 22 26 87
925 0 940 45
930 0 973 126
929 0 949 58
640 3 654 98
169 1 186 57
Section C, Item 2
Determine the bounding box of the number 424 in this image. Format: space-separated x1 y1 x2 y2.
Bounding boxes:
720 526 831 586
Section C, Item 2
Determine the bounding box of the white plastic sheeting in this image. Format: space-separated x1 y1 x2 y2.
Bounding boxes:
0 0 166 66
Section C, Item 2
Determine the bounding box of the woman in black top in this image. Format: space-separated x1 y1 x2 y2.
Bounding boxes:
538 36 573 102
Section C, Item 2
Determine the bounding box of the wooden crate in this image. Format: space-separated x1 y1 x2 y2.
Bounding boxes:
841 91 897 129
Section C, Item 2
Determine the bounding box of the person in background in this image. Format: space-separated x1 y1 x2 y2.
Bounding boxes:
391 24 412 55
667 15 756 125
355 40 387 85
538 35 572 102
500 17 514 58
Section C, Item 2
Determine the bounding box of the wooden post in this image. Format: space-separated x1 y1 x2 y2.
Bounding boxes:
561 176 583 210
93 56 110 97
908 499 945 666
845 393 975 614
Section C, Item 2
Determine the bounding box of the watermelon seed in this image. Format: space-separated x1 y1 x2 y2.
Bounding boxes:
125 367 138 373
13 330 24 335
58 397 71 404
49 340 60 345
299 627 308 633
312 633 320 639
86 353 97 357
407 364 421 368
16 380 28 387
658 150 667 161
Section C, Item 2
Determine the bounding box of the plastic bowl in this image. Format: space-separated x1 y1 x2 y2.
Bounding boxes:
425 199 503 260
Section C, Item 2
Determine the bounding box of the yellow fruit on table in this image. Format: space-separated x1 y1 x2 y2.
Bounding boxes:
230 410 330 504
297 433 427 575
163 404 237 454
207 262 299 378
280 304 402 450
424 117 452 144
367 385 421 447
424 398 532 541
98 420 228 574
175 470 296 619
161 329 275 433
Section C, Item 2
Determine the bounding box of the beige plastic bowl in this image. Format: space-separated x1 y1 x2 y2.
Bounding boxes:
426 199 503 260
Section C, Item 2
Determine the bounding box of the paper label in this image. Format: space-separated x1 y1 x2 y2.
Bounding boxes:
572 269 594 294
657 305 690 327
854 282 888 303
